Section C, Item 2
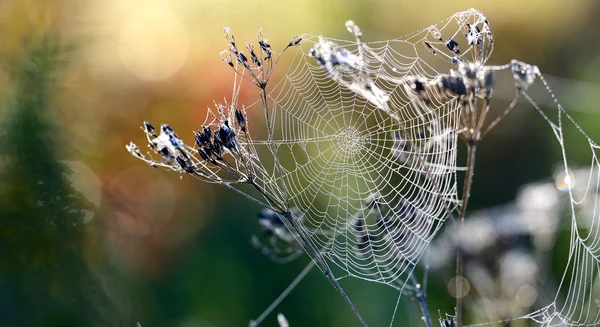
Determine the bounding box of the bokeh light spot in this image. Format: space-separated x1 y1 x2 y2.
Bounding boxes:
108 167 175 235
118 9 189 81
448 276 470 299
515 284 537 307
554 167 575 192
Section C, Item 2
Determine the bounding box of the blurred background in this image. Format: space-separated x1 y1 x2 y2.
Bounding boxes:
1 0 600 326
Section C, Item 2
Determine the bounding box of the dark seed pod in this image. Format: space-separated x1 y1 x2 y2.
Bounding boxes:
237 52 248 65
440 75 467 97
446 38 460 54
197 148 209 161
176 157 195 173
143 121 156 137
424 41 437 55
288 35 302 47
212 131 224 156
218 123 237 150
234 109 247 132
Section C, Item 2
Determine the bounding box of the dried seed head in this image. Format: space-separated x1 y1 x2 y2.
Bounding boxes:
197 148 209 161
220 50 234 67
403 76 430 103
424 41 437 55
288 35 303 47
147 124 185 163
246 41 261 67
440 315 456 327
236 52 248 66
176 156 195 173
161 124 184 149
218 120 237 150
345 20 362 39
211 130 224 157
195 126 211 148
310 38 362 70
258 28 272 60
478 68 494 99
223 26 235 47
234 108 247 132
446 38 460 54
510 59 539 91
143 121 156 137
126 142 142 158
438 75 467 98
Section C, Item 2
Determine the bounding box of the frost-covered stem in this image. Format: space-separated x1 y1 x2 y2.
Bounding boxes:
409 271 432 327
222 182 273 209
259 86 290 205
282 210 369 327
455 142 476 327
248 179 284 212
481 90 520 138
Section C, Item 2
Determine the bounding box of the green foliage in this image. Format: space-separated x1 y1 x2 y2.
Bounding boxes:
0 37 107 327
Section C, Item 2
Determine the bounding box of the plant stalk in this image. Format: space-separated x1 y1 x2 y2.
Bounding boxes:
410 272 432 327
455 142 477 327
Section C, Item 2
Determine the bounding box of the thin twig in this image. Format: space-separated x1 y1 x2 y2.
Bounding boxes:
410 271 432 327
455 142 476 327
220 182 273 210
260 88 291 206
481 90 521 138
249 261 316 327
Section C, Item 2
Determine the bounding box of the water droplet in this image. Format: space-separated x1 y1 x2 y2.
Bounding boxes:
554 168 575 192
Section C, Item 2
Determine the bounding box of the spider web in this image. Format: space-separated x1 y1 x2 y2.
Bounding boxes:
238 11 497 291
242 8 600 327
127 7 600 327
506 72 600 326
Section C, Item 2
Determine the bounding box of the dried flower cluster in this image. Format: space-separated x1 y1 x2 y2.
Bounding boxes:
126 101 253 184
220 26 301 89
127 27 304 199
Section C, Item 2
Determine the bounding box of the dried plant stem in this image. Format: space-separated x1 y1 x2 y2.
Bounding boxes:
260 87 291 205
455 142 476 327
409 272 432 327
482 90 521 138
221 182 272 209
